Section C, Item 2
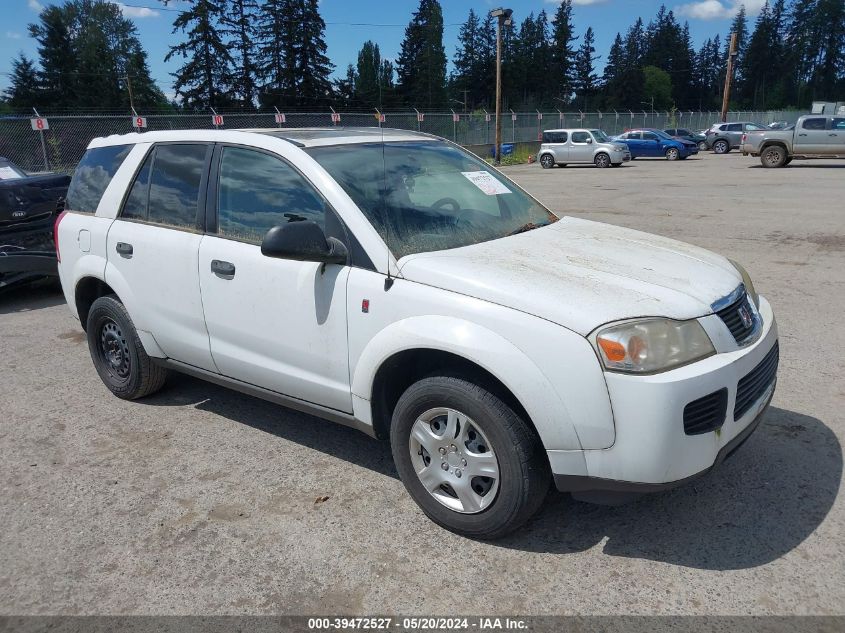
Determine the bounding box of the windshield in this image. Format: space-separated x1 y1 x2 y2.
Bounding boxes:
590 130 611 143
307 141 557 259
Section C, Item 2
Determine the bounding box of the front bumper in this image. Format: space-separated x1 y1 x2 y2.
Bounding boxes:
551 296 778 496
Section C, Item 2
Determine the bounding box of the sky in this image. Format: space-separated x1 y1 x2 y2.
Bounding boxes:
0 0 769 102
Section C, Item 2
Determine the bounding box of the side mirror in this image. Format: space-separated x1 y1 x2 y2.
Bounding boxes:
586 137 593 144
261 220 348 265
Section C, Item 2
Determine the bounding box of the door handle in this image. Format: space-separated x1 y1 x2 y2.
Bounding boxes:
830 134 838 137
210 259 236 278
115 242 133 257
799 133 808 136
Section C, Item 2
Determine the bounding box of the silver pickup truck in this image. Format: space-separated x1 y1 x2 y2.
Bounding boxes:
742 114 845 167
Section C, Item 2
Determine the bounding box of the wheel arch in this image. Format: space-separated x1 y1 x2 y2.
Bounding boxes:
760 140 789 153
74 276 118 331
350 316 585 451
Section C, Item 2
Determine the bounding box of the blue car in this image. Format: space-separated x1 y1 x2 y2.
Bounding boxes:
612 129 699 160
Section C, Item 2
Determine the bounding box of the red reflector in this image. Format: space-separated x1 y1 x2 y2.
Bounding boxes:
361 299 370 313
53 210 67 262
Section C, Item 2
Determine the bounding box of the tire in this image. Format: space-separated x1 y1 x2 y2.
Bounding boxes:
86 295 168 400
594 153 611 168
390 376 550 539
610 162 622 168
539 154 555 169
761 145 788 168
698 141 707 151
665 147 680 161
713 139 730 154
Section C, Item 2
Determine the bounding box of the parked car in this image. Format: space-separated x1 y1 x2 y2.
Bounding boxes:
0 157 70 291
613 129 699 160
538 129 631 168
741 114 845 167
664 128 707 151
56 128 778 539
705 121 768 153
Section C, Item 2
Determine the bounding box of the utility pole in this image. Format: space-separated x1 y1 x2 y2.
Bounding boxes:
490 8 512 166
721 32 738 123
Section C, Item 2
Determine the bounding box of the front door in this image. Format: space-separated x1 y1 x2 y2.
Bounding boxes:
197 145 352 413
569 130 593 162
794 117 829 153
105 143 216 372
641 131 662 156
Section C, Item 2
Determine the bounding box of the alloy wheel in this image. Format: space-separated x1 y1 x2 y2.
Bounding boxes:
666 148 680 161
408 407 500 514
540 154 554 169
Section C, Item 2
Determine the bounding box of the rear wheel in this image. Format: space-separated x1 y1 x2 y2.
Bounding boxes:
665 147 680 161
86 295 168 400
539 154 555 169
761 145 788 168
713 139 730 154
594 153 611 168
390 376 550 539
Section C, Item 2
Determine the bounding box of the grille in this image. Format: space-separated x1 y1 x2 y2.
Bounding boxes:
683 388 728 435
715 292 757 344
734 342 779 419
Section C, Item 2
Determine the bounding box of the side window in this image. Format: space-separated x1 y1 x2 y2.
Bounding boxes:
665 129 676 136
678 129 691 136
121 152 153 220
628 132 642 140
65 144 131 214
217 146 326 244
832 118 845 130
147 144 208 229
726 124 742 132
745 123 767 131
542 131 567 143
643 132 659 141
802 118 827 130
571 131 589 143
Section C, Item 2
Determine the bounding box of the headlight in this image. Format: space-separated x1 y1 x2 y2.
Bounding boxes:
729 259 759 307
594 318 715 374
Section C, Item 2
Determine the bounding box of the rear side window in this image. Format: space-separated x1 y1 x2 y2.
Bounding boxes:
65 144 131 213
726 124 742 132
120 144 209 229
542 131 567 143
802 118 827 130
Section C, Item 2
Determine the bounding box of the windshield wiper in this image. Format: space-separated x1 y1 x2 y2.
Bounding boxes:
508 222 548 236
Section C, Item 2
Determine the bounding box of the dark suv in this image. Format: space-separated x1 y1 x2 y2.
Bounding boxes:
705 122 768 154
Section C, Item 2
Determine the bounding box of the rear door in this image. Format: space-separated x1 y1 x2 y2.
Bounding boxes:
105 143 216 372
794 117 829 153
826 117 845 151
542 131 569 162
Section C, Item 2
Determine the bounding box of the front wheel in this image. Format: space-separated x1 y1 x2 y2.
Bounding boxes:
713 139 730 154
698 141 707 151
594 153 611 168
86 295 168 400
761 145 788 168
665 147 680 161
390 376 550 539
539 154 555 169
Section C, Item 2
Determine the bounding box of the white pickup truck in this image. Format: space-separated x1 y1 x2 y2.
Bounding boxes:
56 128 779 538
742 114 845 167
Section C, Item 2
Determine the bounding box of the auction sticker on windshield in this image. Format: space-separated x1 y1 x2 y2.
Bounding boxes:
461 171 512 195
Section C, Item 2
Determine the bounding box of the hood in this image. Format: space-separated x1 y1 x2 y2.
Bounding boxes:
398 217 741 335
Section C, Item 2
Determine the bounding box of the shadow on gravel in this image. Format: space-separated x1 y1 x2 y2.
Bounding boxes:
0 278 64 315
498 406 841 570
143 374 840 571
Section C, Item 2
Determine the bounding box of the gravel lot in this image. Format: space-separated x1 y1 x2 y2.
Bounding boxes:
1 152 843 616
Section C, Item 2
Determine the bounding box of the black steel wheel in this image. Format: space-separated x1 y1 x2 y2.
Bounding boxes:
86 295 168 400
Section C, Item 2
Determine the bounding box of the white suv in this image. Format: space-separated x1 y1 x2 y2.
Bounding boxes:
56 128 778 538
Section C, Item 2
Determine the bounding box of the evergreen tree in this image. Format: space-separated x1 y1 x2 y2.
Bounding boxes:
601 33 625 108
296 0 334 106
166 0 235 109
574 27 599 110
256 0 297 107
4 54 41 109
334 64 357 107
725 4 749 84
356 40 394 107
452 9 482 107
550 0 577 105
222 0 259 108
28 4 76 106
740 2 779 108
396 0 447 108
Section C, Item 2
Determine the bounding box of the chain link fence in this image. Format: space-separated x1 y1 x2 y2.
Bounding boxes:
0 109 804 174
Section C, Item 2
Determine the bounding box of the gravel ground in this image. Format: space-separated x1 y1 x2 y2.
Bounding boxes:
1 152 843 616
